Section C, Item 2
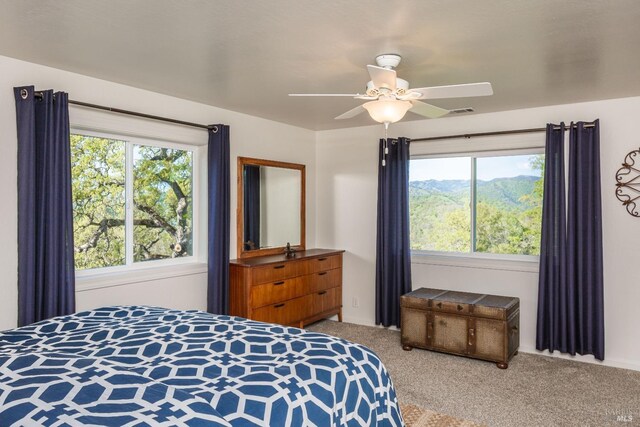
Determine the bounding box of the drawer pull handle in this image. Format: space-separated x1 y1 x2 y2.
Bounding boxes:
273 281 285 286
318 257 328 261
457 304 463 311
318 272 327 276
273 265 285 270
274 303 285 308
318 291 327 295
511 325 519 334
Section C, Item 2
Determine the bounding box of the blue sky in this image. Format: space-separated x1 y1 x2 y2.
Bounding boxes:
409 154 542 182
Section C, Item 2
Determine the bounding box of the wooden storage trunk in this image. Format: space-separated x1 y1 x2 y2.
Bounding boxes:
401 288 520 369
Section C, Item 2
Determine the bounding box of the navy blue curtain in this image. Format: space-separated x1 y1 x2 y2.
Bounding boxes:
536 120 604 360
243 165 261 250
207 124 230 315
14 86 75 326
536 123 568 355
376 137 412 327
566 120 604 360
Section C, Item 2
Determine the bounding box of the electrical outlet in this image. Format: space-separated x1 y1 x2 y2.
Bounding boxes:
352 297 359 308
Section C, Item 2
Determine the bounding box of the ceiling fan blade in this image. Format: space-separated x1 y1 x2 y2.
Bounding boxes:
409 101 450 119
289 93 362 97
411 82 493 99
335 105 366 120
367 65 396 90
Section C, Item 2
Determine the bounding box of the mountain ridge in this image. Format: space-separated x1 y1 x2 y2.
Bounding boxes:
409 175 541 209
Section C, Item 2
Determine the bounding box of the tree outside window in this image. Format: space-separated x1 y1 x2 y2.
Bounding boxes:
409 152 544 256
71 134 194 271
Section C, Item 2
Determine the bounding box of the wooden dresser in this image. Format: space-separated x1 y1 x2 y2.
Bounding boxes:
229 249 344 328
401 288 520 369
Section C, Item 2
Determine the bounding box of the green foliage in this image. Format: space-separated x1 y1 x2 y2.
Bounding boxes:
410 155 544 256
409 185 470 252
133 146 193 262
71 135 193 270
72 135 126 269
430 208 471 252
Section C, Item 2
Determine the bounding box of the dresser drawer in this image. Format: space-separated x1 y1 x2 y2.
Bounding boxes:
302 255 342 274
251 277 304 308
230 250 344 327
305 268 342 293
252 294 312 325
312 287 341 314
432 300 470 315
251 262 299 285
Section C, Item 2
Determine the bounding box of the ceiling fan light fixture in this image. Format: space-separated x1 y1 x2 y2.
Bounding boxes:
363 100 412 124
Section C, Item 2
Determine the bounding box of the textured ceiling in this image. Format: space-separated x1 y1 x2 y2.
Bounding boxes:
1 0 639 130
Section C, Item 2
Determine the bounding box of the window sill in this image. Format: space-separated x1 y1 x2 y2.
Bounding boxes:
411 251 539 273
76 262 208 292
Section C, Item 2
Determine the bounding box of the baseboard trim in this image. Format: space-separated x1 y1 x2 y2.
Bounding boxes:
340 317 640 372
341 316 400 331
518 346 640 372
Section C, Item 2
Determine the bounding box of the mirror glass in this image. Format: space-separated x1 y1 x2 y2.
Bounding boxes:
242 163 302 252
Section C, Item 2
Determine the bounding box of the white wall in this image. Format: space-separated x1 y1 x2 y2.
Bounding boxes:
2 53 638 371
0 55 316 331
316 96 640 371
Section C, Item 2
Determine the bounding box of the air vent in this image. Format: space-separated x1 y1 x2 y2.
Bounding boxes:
449 107 475 114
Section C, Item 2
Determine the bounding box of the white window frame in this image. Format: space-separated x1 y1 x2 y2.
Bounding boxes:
410 147 544 264
71 128 202 279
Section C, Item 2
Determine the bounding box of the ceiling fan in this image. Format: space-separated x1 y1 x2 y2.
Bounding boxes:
289 54 493 125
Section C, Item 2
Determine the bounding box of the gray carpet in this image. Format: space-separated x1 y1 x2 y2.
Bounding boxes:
307 320 640 427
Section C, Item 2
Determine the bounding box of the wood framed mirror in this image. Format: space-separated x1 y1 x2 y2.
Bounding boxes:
237 157 305 258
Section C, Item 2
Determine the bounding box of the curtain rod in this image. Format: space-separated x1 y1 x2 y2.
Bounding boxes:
411 122 596 142
33 92 214 131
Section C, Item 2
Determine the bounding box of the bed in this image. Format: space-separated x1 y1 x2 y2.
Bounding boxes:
0 306 404 426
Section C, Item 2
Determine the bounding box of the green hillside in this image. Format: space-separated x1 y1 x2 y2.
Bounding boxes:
410 175 538 207
409 175 543 255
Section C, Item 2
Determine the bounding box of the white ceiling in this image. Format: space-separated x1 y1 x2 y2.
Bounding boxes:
1 1 639 130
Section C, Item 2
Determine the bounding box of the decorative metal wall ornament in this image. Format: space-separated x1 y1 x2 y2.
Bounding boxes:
615 148 640 217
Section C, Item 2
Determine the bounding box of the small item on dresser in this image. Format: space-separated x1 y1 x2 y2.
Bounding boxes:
400 287 520 369
284 242 296 258
229 248 345 328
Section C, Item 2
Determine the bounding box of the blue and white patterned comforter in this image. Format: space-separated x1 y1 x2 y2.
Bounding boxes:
0 306 403 426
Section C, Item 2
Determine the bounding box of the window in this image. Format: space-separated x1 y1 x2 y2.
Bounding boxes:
71 132 196 271
409 151 544 257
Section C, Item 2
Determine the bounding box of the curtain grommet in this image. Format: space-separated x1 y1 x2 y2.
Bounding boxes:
211 125 219 133
20 88 28 100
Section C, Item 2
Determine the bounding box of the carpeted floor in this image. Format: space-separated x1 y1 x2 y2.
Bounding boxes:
307 320 640 427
